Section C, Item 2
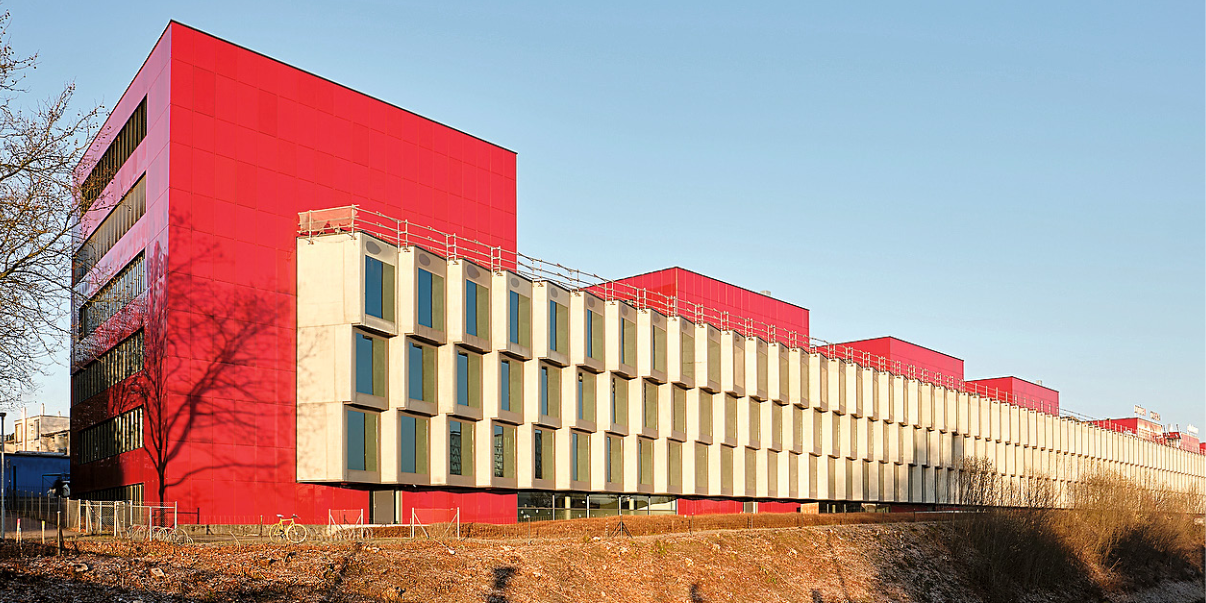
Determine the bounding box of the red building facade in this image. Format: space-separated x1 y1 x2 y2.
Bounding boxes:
71 22 517 523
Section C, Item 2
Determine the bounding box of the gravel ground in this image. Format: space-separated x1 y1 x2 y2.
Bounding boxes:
0 522 1199 602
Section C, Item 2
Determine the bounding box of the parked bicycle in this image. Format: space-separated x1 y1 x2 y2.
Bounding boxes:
269 514 308 544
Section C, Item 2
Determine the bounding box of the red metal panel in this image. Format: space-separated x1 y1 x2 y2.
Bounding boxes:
72 22 518 524
610 267 810 346
757 501 801 514
677 498 744 516
833 337 964 385
965 376 1059 416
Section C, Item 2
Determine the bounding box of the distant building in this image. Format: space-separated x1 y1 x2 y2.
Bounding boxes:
2 452 69 497
8 414 70 454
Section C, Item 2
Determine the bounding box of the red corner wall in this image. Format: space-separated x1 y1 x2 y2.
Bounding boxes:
72 21 518 524
609 267 810 346
830 337 964 385
965 376 1059 416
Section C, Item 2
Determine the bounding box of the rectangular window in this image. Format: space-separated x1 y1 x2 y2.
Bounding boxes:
508 291 531 346
533 428 553 480
672 386 687 433
587 311 604 360
721 446 734 489
725 395 738 440
456 350 482 408
708 337 721 383
749 399 761 443
346 410 379 473
652 326 667 373
745 448 757 492
621 318 637 365
772 404 783 446
793 406 804 448
399 414 429 474
611 375 628 426
416 269 445 331
539 364 561 418
78 253 146 337
79 407 143 464
779 354 790 398
492 423 516 479
548 300 568 352
695 443 709 489
364 256 395 321
571 431 589 482
639 439 654 485
449 420 474 477
700 392 713 438
72 330 145 404
465 280 488 337
668 441 682 488
75 176 148 284
500 359 523 413
606 435 623 484
757 348 769 393
642 380 659 430
577 370 596 421
80 97 146 205
407 341 436 402
355 332 387 397
681 331 695 380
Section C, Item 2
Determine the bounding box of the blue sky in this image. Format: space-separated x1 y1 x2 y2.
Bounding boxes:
12 2 1204 431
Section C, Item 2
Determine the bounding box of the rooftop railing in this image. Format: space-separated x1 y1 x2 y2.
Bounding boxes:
298 205 1196 453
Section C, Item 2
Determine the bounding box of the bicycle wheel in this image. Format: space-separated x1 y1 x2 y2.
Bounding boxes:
268 526 287 544
286 523 308 544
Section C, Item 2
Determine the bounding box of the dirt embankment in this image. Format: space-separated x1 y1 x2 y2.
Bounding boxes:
0 522 1200 603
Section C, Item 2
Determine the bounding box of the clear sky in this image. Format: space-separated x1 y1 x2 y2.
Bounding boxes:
9 1 1204 433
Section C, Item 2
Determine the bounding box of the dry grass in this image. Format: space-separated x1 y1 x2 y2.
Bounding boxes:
952 457 1204 602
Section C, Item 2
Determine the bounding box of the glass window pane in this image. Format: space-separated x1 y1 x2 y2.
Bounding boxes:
540 366 549 416
347 410 366 471
355 334 374 395
417 269 432 327
450 421 463 476
365 257 383 319
509 291 520 344
400 414 417 473
408 343 424 401
457 352 470 406
466 281 478 336
500 361 511 412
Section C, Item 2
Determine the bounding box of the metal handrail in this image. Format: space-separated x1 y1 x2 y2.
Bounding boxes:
296 205 1199 453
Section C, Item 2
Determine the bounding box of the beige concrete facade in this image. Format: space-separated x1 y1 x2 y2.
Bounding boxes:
295 233 1206 510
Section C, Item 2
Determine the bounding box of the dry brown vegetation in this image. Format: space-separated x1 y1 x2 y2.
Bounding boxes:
952 456 1205 602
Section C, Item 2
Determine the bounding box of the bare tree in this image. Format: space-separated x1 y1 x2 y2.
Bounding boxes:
0 9 100 404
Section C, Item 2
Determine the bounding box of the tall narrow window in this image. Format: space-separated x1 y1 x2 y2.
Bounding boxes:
399 414 429 474
508 291 531 346
465 280 488 337
408 341 436 402
539 364 560 418
757 347 769 393
700 392 713 438
534 428 553 480
708 337 721 383
347 410 379 472
639 439 654 485
449 420 473 477
355 332 386 397
725 395 738 440
668 441 682 488
500 359 523 413
745 448 757 492
577 371 596 421
672 386 687 433
642 380 658 430
695 443 709 489
364 257 395 321
571 431 589 482
586 311 603 360
779 354 790 399
548 300 568 352
772 404 783 447
610 375 629 426
749 399 761 443
721 446 734 490
492 424 516 479
681 330 695 380
622 319 636 365
456 350 482 408
606 435 623 484
652 326 667 373
416 269 445 330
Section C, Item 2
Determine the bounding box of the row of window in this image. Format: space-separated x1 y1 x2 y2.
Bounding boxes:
516 491 677 521
74 175 147 284
72 330 145 403
80 98 146 205
78 253 146 337
344 409 759 491
79 407 143 464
